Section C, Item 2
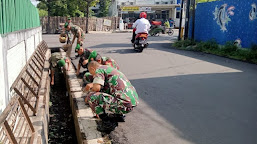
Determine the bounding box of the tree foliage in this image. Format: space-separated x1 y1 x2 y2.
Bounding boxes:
37 0 99 17
98 0 111 17
38 9 48 17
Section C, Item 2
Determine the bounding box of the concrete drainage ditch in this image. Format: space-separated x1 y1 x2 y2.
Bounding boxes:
48 49 77 143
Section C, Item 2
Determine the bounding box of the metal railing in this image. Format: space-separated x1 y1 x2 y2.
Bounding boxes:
0 41 49 144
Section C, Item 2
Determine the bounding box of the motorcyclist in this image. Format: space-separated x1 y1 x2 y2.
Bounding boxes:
132 12 151 43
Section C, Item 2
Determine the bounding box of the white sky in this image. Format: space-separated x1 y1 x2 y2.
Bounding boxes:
30 0 39 6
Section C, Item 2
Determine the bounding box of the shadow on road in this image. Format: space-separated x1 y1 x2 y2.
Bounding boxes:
120 72 257 144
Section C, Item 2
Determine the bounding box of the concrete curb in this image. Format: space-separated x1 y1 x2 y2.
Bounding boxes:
61 51 104 144
31 49 51 144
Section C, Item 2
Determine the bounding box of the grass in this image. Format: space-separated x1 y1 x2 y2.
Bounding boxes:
172 40 257 64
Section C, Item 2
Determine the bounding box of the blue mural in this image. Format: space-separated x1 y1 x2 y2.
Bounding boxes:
190 0 257 48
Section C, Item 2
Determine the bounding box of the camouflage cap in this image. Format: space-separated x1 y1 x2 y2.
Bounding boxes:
88 51 98 62
75 44 81 53
57 59 66 67
67 17 71 20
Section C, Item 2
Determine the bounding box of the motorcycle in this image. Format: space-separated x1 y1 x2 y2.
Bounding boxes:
149 27 164 36
149 21 165 36
133 33 149 52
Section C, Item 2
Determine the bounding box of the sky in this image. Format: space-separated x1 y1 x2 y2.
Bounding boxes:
30 0 39 6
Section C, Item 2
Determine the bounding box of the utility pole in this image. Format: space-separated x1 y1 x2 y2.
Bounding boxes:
184 0 191 39
178 0 184 41
85 0 92 34
47 0 51 34
191 0 196 40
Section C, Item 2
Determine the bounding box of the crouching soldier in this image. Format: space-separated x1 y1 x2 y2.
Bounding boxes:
84 61 139 132
49 52 70 85
83 51 120 84
75 44 93 76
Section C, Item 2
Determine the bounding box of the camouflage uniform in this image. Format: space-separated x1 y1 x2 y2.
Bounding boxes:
65 22 73 44
49 52 65 71
87 65 139 115
79 48 93 68
83 57 120 84
71 25 85 45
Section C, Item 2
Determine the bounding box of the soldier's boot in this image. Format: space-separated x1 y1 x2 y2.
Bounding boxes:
97 114 118 132
109 114 126 122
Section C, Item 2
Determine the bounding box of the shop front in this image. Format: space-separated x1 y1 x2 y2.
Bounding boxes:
119 4 180 28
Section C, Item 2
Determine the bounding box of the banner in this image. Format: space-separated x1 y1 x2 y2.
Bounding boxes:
121 6 139 11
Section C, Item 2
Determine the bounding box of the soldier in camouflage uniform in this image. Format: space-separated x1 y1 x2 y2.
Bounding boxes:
83 51 120 85
75 44 93 76
49 52 70 85
65 18 73 44
65 24 85 46
84 61 138 132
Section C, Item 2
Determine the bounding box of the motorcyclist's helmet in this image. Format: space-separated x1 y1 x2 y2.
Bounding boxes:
140 12 147 19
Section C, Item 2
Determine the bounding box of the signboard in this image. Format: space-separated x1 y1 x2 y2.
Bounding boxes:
121 6 139 11
103 19 112 27
139 7 152 12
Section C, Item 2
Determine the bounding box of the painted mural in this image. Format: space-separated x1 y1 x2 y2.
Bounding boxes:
249 3 257 21
213 4 235 32
190 0 257 48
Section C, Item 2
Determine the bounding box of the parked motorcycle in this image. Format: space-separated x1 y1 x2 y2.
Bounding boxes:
133 33 149 52
149 27 164 36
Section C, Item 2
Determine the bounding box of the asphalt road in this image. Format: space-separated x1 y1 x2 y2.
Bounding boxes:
44 32 257 144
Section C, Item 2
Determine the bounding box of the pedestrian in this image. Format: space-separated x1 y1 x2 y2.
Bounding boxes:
65 23 85 46
83 51 120 85
49 52 70 85
169 18 175 28
84 61 139 132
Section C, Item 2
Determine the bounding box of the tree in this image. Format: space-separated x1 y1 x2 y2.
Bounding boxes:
98 0 111 17
36 0 98 17
38 9 48 17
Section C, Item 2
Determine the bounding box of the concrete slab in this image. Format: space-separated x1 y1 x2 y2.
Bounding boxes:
61 51 104 144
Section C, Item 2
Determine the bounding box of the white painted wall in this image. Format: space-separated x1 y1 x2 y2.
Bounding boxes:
26 36 35 61
0 37 6 113
35 33 39 49
7 41 26 87
0 26 42 113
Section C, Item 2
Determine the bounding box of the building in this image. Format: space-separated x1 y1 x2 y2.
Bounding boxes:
117 0 181 26
91 0 185 28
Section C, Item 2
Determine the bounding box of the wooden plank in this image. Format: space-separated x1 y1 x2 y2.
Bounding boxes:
35 51 44 64
34 53 44 67
37 47 45 59
26 70 39 87
0 95 19 125
18 98 35 133
21 78 39 99
3 121 18 144
14 88 37 115
32 58 43 72
29 64 41 79
10 42 47 90
32 56 44 72
29 128 35 144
